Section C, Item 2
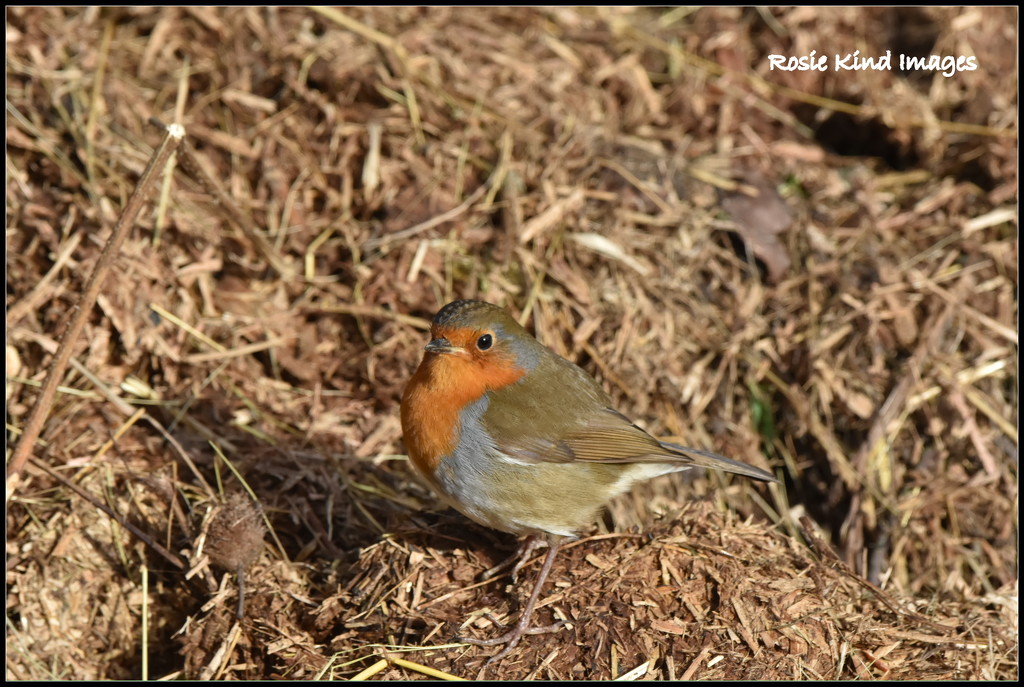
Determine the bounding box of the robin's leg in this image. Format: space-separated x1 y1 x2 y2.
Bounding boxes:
458 535 566 663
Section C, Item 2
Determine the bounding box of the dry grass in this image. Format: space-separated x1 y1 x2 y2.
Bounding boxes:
6 7 1017 680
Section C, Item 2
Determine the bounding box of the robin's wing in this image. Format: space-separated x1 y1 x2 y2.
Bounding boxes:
482 350 774 482
503 407 776 483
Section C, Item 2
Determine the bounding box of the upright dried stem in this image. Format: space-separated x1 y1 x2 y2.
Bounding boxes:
7 122 185 496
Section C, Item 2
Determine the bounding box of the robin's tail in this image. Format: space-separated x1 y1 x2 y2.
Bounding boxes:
659 441 776 482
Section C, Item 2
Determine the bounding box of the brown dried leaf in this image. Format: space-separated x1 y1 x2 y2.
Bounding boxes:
721 170 793 282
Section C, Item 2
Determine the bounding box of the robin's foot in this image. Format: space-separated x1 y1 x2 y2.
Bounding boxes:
458 536 565 663
457 612 565 663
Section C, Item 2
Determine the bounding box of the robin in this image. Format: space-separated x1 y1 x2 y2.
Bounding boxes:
400 299 775 661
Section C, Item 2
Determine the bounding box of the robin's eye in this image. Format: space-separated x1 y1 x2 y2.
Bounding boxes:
476 333 493 351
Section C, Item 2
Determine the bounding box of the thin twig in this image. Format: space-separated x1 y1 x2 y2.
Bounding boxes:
27 457 186 570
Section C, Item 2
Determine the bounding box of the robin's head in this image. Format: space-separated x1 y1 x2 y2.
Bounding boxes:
422 300 541 375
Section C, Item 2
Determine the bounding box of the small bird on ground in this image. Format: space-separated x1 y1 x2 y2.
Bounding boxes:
400 299 775 661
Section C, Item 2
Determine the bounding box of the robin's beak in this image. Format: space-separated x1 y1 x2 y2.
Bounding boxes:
424 337 462 355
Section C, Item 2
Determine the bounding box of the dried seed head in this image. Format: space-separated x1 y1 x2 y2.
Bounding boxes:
205 492 266 574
